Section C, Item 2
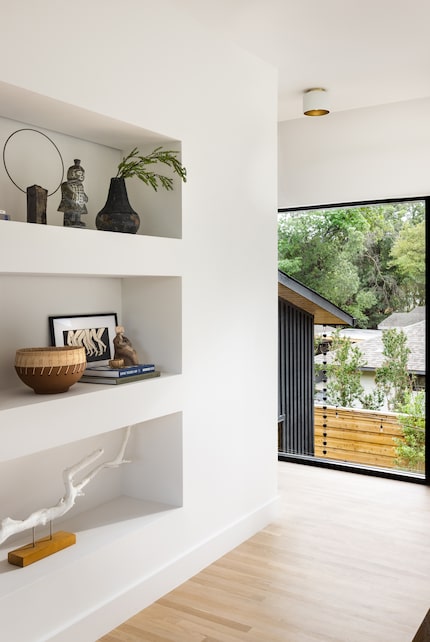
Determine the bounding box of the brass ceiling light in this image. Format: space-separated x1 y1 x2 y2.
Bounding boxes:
303 88 330 116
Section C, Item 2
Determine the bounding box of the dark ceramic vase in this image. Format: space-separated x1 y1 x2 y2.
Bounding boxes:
96 177 140 234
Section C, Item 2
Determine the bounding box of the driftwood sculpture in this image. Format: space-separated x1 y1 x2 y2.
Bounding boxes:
0 426 132 546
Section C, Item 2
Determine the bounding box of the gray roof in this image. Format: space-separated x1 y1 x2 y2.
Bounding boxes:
378 306 426 329
315 320 426 375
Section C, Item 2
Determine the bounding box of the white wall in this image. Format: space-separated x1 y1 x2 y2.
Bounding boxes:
278 97 430 208
0 1 278 639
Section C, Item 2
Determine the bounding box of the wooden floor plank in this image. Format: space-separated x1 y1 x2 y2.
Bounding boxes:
99 463 430 642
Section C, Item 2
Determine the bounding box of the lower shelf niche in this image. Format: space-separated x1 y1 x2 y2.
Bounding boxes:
0 412 183 576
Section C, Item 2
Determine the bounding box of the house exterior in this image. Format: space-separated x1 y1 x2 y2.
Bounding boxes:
378 306 425 329
278 270 353 456
315 319 426 411
359 320 426 404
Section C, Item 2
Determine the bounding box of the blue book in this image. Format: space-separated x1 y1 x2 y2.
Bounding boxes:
84 363 155 378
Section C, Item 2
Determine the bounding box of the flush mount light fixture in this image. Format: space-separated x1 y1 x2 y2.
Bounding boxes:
303 88 330 116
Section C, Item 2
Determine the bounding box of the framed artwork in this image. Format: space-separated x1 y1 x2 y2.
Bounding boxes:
49 313 118 366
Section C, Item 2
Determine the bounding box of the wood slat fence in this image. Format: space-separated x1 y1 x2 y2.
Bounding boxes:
315 405 405 470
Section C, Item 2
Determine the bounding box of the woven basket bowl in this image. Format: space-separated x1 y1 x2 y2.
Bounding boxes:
15 347 86 394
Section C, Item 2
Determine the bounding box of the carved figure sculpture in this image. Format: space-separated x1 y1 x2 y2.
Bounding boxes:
0 426 132 546
58 159 88 228
113 325 139 366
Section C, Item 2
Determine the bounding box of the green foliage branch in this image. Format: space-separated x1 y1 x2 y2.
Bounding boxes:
116 146 187 191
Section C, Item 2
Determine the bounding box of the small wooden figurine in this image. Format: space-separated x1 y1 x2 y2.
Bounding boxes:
113 325 139 366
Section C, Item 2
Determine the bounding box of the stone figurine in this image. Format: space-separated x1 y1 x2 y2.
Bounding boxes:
58 159 88 227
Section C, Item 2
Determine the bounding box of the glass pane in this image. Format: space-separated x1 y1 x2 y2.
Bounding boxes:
278 199 426 480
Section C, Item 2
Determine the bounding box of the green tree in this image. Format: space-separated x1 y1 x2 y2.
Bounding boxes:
389 220 426 307
278 209 368 321
374 329 412 411
360 388 384 411
317 331 366 408
278 201 426 328
394 391 425 472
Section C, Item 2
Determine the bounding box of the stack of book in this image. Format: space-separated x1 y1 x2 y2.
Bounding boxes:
80 363 160 385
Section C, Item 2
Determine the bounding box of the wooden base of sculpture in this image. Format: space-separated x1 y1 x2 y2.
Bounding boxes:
8 531 76 567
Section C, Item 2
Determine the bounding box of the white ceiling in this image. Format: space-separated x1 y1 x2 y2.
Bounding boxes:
181 0 430 121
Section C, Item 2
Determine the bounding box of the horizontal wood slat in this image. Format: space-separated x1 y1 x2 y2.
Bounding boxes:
315 426 399 447
314 446 396 469
315 405 403 469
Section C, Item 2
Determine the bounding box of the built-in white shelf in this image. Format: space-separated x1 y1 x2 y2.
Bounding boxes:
0 80 185 640
0 497 180 590
0 82 183 238
0 221 183 277
0 81 171 151
0 225 183 396
0 496 182 642
0 373 182 462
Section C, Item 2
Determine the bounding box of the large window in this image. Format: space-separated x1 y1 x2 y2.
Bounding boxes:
278 197 428 483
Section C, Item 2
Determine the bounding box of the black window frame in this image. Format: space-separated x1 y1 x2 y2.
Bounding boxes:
278 195 429 485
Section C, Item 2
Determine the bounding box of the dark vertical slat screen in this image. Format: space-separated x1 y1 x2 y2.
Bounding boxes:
278 299 314 456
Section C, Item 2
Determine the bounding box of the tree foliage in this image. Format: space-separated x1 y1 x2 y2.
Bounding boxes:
316 331 366 408
394 391 425 472
278 201 425 328
374 329 412 411
315 328 425 473
389 220 426 307
316 328 415 413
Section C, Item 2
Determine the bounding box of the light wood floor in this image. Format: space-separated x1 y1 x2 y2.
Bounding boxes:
100 463 430 642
